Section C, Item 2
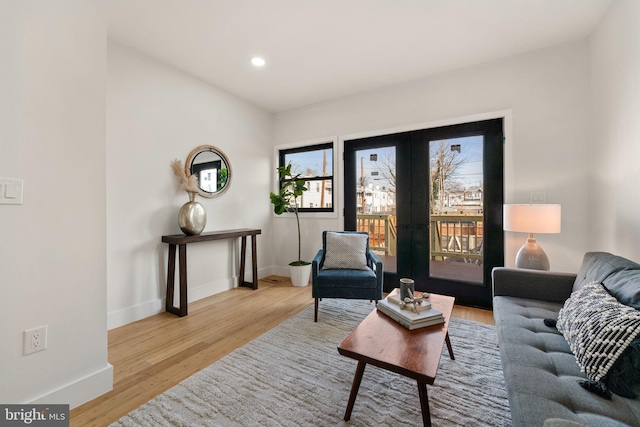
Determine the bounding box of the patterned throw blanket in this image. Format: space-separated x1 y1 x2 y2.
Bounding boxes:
557 281 640 397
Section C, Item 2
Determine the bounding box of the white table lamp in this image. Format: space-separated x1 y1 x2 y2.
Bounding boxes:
503 204 561 270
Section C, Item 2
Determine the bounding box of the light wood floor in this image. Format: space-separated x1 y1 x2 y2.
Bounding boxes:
70 276 495 426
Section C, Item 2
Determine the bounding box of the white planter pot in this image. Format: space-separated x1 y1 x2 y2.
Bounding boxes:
289 263 312 287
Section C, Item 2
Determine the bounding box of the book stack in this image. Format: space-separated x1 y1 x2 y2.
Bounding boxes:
377 290 445 330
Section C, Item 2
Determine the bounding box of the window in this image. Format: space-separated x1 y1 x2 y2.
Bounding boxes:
278 142 334 213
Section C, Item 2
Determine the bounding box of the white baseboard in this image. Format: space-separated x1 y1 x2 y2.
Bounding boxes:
271 265 291 277
108 268 274 330
107 298 164 330
31 363 113 410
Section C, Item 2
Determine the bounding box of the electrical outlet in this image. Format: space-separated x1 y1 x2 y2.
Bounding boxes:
530 192 547 204
23 326 47 355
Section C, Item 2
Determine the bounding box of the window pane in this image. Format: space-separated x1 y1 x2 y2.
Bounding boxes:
299 179 332 208
284 148 333 178
353 146 397 273
279 144 334 212
355 147 396 215
428 136 484 284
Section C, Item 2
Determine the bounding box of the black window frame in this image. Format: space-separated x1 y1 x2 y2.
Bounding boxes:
278 142 334 213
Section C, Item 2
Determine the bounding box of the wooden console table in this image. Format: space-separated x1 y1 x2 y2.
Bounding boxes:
162 228 261 317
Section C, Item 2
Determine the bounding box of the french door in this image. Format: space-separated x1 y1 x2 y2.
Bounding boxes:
344 119 504 308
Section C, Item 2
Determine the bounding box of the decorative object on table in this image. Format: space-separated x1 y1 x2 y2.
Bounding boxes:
171 159 207 236
388 289 431 313
377 289 444 330
178 192 207 236
185 145 232 198
269 164 311 287
399 277 415 300
503 203 561 270
311 231 383 322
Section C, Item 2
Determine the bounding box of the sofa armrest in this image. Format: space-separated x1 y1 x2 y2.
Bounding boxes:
492 267 576 304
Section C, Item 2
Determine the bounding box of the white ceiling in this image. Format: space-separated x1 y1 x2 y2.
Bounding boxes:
108 0 612 113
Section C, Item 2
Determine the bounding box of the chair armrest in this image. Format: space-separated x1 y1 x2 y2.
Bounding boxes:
366 250 382 273
312 250 324 281
366 250 384 297
492 267 576 304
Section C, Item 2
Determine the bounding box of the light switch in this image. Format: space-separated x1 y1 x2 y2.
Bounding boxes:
5 183 18 198
0 178 23 205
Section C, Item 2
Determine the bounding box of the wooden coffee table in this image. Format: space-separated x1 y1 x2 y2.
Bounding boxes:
337 292 455 427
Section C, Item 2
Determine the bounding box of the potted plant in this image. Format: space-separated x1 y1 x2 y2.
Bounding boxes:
270 164 311 287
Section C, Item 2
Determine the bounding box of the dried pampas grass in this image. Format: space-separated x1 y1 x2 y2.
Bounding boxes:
171 159 200 193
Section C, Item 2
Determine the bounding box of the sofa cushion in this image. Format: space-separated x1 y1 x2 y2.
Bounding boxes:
602 269 640 310
322 232 369 270
494 295 640 426
557 282 640 397
573 252 640 293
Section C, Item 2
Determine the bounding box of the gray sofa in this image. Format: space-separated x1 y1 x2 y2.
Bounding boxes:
492 252 640 427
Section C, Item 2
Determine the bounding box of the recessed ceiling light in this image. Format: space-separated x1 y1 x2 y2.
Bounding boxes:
251 57 266 67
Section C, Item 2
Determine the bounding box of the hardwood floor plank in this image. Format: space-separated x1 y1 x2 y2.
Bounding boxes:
70 276 494 426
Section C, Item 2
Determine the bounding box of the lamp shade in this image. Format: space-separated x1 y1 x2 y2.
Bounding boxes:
503 204 561 234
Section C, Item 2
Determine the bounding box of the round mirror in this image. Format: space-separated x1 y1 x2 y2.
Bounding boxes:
185 145 232 198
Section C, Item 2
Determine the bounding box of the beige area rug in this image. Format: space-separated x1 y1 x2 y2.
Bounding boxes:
112 299 511 426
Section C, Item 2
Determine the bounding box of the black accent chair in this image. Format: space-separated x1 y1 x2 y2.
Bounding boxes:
311 231 383 322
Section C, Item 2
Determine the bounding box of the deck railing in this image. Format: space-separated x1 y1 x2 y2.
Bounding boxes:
356 214 396 256
430 214 483 263
356 213 483 263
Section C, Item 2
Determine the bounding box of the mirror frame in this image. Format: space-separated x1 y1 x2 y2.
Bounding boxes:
185 145 232 199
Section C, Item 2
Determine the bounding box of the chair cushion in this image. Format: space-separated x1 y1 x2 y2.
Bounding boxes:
322 232 369 270
314 268 379 299
316 268 377 286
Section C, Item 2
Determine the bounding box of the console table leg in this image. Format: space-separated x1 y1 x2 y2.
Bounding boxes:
239 236 247 286
417 382 432 427
239 235 259 290
177 243 187 317
344 361 366 421
166 244 176 313
250 234 258 290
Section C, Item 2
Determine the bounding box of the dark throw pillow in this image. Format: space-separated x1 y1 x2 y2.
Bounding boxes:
605 337 640 398
557 282 640 398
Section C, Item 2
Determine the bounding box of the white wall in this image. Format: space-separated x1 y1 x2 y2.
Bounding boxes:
274 41 592 274
0 0 112 408
107 42 274 329
589 0 640 261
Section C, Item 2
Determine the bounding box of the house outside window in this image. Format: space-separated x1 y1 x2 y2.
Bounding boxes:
278 142 334 213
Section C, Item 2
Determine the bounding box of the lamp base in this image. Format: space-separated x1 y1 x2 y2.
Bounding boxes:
515 236 550 271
